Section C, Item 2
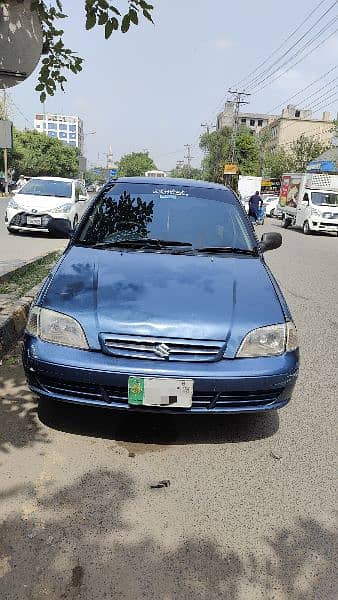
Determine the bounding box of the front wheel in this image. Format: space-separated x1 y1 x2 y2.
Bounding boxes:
281 214 291 229
270 209 275 218
303 220 311 235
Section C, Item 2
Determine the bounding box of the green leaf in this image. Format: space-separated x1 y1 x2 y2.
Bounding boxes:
98 12 108 25
98 0 109 7
35 83 44 91
121 14 130 33
143 9 154 23
85 12 96 30
40 92 47 103
105 19 114 39
56 0 63 10
129 9 138 25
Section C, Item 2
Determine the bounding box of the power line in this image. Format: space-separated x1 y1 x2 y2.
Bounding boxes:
232 0 330 89
251 26 338 96
244 1 337 92
267 66 338 113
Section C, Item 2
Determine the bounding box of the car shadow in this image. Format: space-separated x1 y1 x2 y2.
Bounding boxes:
38 397 279 446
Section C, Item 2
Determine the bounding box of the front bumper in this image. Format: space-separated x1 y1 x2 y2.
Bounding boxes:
309 218 338 233
7 210 71 232
23 336 299 414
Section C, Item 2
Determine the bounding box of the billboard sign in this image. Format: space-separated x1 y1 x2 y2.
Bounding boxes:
306 160 335 173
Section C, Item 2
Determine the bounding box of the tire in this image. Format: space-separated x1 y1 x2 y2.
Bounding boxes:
270 209 275 218
303 220 311 235
73 215 79 229
281 214 291 229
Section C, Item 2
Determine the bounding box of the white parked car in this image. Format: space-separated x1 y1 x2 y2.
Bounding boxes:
262 195 280 217
5 177 89 234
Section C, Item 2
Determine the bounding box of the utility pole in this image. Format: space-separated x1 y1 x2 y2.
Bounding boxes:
3 89 8 194
184 144 194 177
201 122 215 135
227 90 250 163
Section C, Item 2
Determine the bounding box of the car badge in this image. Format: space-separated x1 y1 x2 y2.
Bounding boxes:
154 343 171 358
31 209 37 213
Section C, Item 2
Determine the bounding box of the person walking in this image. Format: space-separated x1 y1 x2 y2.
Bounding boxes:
248 191 263 224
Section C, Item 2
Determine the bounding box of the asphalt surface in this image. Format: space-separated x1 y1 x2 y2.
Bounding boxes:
0 219 337 599
0 199 66 277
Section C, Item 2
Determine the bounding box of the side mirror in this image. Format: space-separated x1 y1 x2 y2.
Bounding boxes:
48 218 73 238
260 232 282 252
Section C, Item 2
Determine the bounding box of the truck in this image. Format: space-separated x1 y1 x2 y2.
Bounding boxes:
279 172 338 236
238 175 262 200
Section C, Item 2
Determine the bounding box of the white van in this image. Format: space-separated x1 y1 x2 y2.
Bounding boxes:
279 173 338 235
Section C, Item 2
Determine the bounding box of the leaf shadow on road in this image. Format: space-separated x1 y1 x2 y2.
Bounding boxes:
38 398 279 447
0 355 49 454
0 468 336 599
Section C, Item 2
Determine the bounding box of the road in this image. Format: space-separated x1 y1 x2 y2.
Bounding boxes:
0 219 337 599
0 199 66 277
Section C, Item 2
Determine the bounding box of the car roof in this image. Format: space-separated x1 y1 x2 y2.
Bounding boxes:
28 176 75 183
114 176 231 191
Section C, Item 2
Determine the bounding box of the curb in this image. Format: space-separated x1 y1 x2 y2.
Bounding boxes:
0 283 42 358
0 251 57 284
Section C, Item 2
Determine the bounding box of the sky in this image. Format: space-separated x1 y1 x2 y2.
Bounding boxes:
8 0 338 171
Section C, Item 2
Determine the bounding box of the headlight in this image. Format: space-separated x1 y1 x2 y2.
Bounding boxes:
53 203 73 213
236 322 298 358
7 198 22 209
26 307 88 349
311 209 321 217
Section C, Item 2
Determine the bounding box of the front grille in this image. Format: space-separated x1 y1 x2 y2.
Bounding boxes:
37 375 283 409
10 212 51 228
99 334 225 363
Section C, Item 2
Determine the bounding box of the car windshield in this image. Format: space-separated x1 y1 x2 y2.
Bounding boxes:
18 178 72 198
311 191 338 206
78 183 255 252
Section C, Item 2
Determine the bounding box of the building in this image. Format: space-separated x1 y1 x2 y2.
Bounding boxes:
34 112 84 154
261 105 335 152
216 101 277 134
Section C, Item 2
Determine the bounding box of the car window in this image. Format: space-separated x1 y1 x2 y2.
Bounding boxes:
78 183 255 250
18 179 72 198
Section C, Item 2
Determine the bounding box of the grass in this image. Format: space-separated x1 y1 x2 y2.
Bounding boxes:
0 251 62 299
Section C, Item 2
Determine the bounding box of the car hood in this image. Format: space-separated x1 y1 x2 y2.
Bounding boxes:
13 193 71 211
41 246 285 357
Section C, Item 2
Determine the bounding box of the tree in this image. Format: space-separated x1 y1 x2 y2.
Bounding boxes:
263 148 293 179
84 168 107 185
7 129 80 178
8 1 154 102
199 126 260 182
288 134 330 172
170 165 203 180
262 134 332 179
117 151 156 177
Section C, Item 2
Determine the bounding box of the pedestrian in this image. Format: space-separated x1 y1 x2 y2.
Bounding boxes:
248 191 263 224
16 175 26 190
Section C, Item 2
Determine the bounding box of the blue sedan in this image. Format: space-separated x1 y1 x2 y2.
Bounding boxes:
23 177 299 414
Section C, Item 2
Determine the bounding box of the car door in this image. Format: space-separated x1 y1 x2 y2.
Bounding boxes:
295 192 310 227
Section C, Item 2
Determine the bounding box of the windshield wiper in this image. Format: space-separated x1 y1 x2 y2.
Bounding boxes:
196 246 258 255
87 238 193 250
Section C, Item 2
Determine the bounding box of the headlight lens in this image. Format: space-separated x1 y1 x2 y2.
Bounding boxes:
53 203 73 213
8 198 21 209
26 307 88 349
237 323 298 358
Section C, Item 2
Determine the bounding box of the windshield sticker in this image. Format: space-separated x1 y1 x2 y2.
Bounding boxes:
153 188 188 198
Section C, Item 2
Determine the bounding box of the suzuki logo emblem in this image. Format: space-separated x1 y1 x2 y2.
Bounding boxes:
31 209 37 213
154 343 171 358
